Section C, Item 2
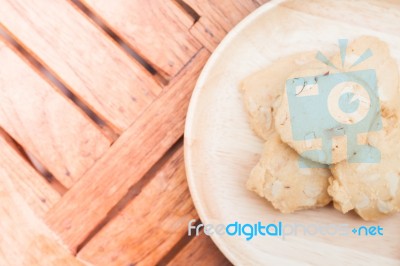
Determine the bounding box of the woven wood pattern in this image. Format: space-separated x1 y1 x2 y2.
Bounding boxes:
0 0 269 265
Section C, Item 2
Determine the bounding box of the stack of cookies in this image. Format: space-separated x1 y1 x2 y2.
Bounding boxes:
241 36 400 221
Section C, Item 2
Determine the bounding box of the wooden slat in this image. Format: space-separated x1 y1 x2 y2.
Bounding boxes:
0 129 60 217
185 0 269 51
0 170 83 266
0 0 161 131
184 0 259 30
82 0 202 78
0 37 111 188
189 17 226 52
45 49 210 252
78 146 197 265
168 231 232 266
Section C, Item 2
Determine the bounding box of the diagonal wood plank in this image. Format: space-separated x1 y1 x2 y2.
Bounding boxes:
167 231 232 266
186 0 270 51
0 37 111 188
82 0 202 78
0 129 60 217
189 17 226 52
0 169 84 266
0 0 161 132
45 49 210 252
184 0 261 31
77 145 197 265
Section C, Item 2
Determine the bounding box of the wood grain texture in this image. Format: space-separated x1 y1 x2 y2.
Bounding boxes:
185 0 269 51
82 0 201 78
0 129 60 217
0 170 83 266
45 49 210 252
0 37 111 188
168 231 232 266
185 0 259 31
0 1 285 264
189 17 226 52
0 0 161 132
78 146 197 265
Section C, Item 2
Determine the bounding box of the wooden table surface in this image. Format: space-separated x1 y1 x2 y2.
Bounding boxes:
0 0 269 265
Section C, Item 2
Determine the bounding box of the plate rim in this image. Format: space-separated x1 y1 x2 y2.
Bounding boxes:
184 0 288 264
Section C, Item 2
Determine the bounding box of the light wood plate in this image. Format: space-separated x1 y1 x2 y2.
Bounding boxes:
184 0 400 265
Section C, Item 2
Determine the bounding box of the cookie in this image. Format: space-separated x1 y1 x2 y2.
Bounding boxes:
274 37 393 165
330 36 400 117
328 115 400 220
273 62 357 164
246 133 332 213
240 51 317 140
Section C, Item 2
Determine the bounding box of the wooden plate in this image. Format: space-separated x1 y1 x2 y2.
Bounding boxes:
184 0 400 264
